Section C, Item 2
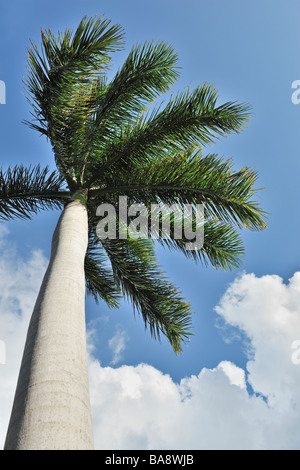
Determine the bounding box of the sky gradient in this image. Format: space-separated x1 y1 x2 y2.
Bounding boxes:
0 0 300 450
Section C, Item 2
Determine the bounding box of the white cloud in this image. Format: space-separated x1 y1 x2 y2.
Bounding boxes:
215 272 300 410
88 271 300 450
1 225 300 450
108 326 128 365
88 359 272 450
217 360 246 389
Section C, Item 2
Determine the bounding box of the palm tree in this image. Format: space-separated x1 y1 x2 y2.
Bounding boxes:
2 16 266 450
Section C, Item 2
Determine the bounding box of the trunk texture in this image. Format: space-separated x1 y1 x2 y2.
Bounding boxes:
4 200 94 450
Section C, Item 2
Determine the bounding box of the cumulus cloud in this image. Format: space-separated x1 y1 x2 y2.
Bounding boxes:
88 271 300 450
1 225 300 450
215 272 300 411
217 360 246 389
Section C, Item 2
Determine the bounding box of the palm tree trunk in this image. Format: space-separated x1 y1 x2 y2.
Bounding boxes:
4 200 94 450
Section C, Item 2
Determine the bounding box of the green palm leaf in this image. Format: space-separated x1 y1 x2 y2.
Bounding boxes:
0 165 68 221
89 148 266 233
84 83 250 187
25 15 124 125
90 41 179 132
24 16 124 186
102 237 193 354
84 236 121 308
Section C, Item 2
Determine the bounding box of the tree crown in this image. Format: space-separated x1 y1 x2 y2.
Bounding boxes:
0 16 267 353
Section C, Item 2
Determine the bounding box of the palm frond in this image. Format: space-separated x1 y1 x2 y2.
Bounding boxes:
0 165 69 221
84 234 121 308
89 148 267 232
85 83 251 187
101 237 193 354
24 16 125 185
89 41 179 135
25 15 124 123
157 218 245 271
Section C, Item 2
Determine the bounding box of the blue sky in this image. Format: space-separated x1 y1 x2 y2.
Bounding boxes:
1 0 300 450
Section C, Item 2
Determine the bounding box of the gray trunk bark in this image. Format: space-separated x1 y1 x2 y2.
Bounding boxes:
4 200 94 450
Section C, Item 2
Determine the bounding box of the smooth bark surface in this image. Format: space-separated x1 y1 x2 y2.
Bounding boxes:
4 200 94 450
